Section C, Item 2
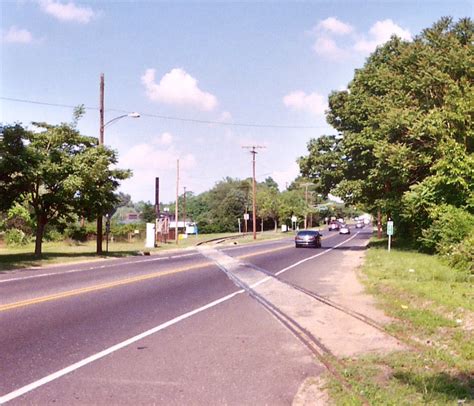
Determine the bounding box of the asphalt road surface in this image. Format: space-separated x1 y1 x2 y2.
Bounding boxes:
0 227 371 405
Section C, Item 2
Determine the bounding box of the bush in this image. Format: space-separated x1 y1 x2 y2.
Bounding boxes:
110 223 145 241
5 228 30 246
448 232 474 273
419 205 474 255
44 228 64 242
65 225 88 242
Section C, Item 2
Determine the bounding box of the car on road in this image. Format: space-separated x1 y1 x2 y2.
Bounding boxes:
355 221 364 229
339 225 350 234
328 222 340 231
295 230 322 248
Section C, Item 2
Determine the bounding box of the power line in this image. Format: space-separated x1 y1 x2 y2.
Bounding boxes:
0 96 328 130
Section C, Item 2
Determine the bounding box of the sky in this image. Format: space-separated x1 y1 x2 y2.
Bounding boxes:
1 0 471 204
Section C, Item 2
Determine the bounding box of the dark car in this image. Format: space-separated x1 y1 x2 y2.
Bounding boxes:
295 230 322 248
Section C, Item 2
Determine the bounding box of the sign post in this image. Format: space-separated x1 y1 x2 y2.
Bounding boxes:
387 220 394 252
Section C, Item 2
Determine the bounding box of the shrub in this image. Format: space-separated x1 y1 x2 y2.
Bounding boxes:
44 228 64 242
419 205 474 255
65 225 88 242
5 228 30 246
448 232 474 273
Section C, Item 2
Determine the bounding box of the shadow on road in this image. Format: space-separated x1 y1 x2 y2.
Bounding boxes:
0 251 141 273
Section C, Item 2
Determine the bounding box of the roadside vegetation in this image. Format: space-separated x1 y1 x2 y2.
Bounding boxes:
325 240 473 405
0 230 287 271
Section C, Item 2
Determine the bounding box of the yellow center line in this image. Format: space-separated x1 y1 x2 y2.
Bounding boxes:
1 232 338 312
0 261 213 313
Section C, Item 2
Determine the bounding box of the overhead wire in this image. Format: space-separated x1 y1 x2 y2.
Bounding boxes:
1 96 328 130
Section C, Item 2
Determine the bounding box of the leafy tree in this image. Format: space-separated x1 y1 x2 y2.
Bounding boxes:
134 200 156 223
0 122 130 256
299 17 473 242
262 176 279 191
278 190 306 228
256 185 280 231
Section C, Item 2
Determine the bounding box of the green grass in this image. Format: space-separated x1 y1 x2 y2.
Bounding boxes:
0 230 288 271
325 237 474 405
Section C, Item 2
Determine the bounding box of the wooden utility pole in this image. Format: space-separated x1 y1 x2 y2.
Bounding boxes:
301 182 313 229
242 146 265 240
97 73 105 254
183 186 187 233
175 159 179 244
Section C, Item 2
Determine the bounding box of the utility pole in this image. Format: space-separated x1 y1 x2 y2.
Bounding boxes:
183 186 187 234
175 159 179 244
97 73 105 255
242 145 265 240
300 182 313 229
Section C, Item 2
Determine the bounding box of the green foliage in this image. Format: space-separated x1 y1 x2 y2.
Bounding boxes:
5 203 33 234
44 227 64 242
110 222 145 240
448 231 474 272
419 205 474 255
0 121 131 256
5 228 31 246
65 225 89 242
299 17 474 259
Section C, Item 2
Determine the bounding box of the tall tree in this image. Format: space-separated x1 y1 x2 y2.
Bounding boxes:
300 17 473 238
0 122 130 256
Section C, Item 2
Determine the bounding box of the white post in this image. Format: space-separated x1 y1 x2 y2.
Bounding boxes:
388 235 391 252
145 223 156 248
238 218 241 234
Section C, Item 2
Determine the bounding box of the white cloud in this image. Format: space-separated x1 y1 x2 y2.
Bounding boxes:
151 132 174 146
38 0 96 24
354 19 412 53
316 17 353 35
118 137 196 202
141 68 218 111
2 26 33 44
313 36 348 60
272 162 300 191
219 111 233 123
283 90 327 116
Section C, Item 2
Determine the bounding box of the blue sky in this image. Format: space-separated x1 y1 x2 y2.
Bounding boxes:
1 1 471 203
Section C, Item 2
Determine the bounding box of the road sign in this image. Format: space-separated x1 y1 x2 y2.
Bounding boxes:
291 215 297 223
387 221 394 236
244 213 250 220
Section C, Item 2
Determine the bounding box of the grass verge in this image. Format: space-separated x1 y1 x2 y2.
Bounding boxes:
325 238 473 405
0 231 288 271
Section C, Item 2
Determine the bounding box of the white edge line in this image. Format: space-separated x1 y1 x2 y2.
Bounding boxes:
0 254 197 284
0 288 245 404
0 231 362 403
275 232 359 276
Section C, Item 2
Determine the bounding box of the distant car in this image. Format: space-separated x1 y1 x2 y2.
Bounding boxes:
355 222 364 229
295 230 322 248
329 222 340 231
339 225 350 234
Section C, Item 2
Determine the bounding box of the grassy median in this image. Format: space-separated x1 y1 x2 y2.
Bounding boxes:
326 238 473 405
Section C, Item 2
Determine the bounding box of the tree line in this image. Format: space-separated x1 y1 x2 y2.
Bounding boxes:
299 17 473 271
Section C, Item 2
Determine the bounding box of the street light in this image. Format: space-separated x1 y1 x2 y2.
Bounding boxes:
96 111 140 255
104 112 141 129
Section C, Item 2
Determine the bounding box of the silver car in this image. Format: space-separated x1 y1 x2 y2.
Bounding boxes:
339 225 350 234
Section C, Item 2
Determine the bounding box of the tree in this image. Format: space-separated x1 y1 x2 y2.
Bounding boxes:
0 122 130 256
256 185 280 231
299 17 473 240
278 190 306 228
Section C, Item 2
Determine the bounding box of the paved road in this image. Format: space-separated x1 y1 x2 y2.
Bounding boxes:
0 227 371 405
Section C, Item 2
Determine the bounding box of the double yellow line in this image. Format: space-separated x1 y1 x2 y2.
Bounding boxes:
1 233 337 313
